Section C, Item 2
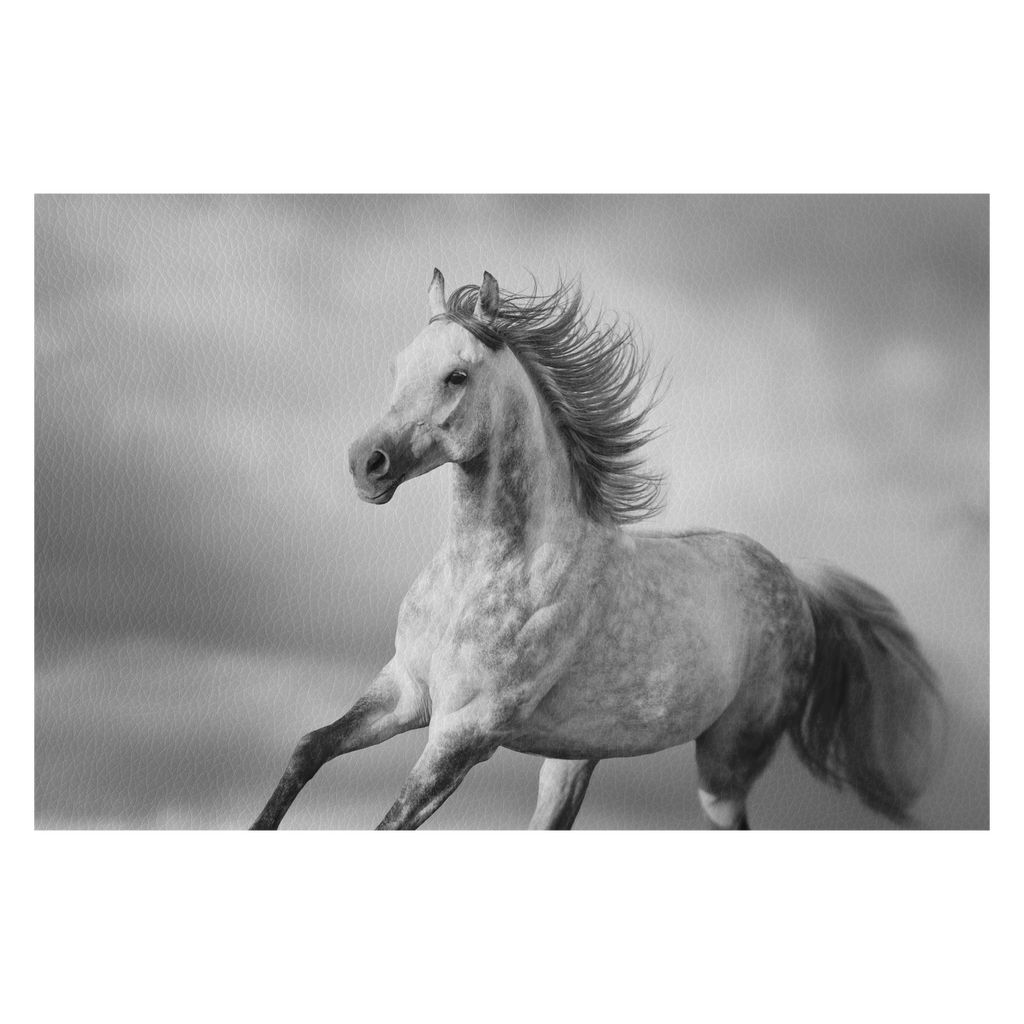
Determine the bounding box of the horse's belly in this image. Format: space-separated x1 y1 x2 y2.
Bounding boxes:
508 639 739 759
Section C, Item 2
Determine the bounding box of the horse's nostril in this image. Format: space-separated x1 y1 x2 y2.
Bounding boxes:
366 450 389 478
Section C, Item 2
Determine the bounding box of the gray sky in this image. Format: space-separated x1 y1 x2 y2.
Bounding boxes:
35 195 988 828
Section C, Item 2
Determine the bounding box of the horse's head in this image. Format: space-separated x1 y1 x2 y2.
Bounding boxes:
348 269 509 504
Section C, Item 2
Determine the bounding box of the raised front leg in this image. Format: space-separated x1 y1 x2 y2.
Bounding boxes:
528 758 600 830
376 721 498 830
250 663 426 830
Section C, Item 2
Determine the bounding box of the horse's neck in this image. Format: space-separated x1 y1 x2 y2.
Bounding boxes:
447 372 585 562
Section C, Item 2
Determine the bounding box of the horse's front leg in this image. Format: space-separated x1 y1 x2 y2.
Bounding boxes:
528 758 600 830
250 662 426 830
375 719 499 830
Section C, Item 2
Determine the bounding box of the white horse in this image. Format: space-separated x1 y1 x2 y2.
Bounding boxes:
251 270 943 830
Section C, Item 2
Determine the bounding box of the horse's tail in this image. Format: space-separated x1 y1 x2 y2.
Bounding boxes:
789 565 946 823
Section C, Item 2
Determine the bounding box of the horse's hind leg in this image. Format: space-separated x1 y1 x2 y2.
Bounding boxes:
528 758 600 830
250 661 426 830
694 697 790 830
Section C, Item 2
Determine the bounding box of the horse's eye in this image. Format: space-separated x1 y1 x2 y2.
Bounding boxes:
445 369 468 387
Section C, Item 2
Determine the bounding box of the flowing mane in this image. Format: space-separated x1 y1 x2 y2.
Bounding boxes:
438 278 665 526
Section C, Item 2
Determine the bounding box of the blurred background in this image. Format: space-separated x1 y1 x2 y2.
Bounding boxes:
35 194 988 829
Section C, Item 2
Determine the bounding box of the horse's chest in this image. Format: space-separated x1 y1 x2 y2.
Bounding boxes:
393 561 451 674
394 558 572 699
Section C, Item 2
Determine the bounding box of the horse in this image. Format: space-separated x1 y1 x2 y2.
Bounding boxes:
251 270 945 830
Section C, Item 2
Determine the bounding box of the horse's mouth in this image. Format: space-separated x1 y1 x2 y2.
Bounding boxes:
357 483 399 505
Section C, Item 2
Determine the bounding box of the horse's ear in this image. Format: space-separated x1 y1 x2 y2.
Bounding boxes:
427 268 446 319
474 271 500 323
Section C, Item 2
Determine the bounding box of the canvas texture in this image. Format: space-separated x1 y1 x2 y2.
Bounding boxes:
35 195 989 829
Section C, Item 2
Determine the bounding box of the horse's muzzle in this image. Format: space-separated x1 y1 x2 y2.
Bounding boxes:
348 424 413 504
